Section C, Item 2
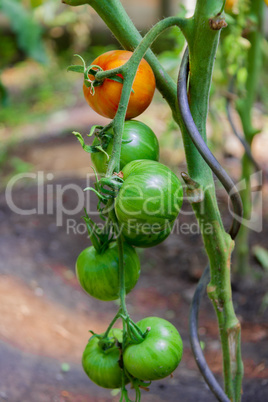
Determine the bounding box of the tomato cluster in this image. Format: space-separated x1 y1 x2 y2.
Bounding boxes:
73 49 184 398
83 317 183 390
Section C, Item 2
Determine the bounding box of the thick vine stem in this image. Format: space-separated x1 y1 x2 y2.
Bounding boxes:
178 48 243 240
178 48 243 401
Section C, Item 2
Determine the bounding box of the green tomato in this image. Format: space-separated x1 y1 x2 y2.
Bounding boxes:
123 317 183 381
91 120 159 174
82 328 125 389
76 241 140 301
115 160 183 248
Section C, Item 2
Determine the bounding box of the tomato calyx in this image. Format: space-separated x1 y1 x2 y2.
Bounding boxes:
120 316 150 345
74 124 133 162
83 209 114 254
84 166 124 216
67 54 129 96
73 125 112 162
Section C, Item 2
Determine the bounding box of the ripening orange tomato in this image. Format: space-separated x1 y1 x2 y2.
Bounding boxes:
83 50 156 120
225 0 237 12
265 0 268 7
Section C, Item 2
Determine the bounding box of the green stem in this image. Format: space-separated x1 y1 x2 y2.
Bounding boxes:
103 16 186 175
179 1 243 400
103 310 121 338
235 0 264 275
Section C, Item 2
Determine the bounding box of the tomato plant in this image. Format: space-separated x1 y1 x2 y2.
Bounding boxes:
64 0 247 400
91 120 159 174
83 50 156 119
82 328 125 389
115 160 183 247
123 317 183 381
76 241 140 301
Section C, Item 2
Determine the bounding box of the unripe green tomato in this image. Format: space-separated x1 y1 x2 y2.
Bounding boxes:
115 160 183 248
123 317 183 381
76 241 140 301
82 328 126 389
91 120 159 174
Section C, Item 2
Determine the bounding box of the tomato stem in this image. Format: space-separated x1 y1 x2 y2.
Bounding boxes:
103 311 121 339
102 16 186 176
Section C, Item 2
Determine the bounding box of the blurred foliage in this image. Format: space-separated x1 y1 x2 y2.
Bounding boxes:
213 0 268 107
0 0 48 64
0 0 117 123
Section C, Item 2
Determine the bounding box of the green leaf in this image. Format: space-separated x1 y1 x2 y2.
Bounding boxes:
0 0 48 64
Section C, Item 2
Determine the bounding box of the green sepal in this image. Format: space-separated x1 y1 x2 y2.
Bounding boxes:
83 186 109 202
83 213 102 253
121 139 133 144
73 131 110 157
109 75 124 85
94 145 110 161
82 209 113 254
73 131 96 153
67 65 84 74
108 75 135 93
88 125 104 137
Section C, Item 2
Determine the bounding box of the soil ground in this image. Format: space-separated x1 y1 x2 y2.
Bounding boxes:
0 113 268 402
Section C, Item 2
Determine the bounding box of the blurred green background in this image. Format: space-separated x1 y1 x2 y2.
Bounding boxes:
1 2 268 402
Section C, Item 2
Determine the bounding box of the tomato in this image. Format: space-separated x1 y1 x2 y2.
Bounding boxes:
83 50 156 119
76 241 140 301
91 120 159 174
265 0 268 6
114 160 183 248
82 328 125 389
224 0 237 12
123 317 183 381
